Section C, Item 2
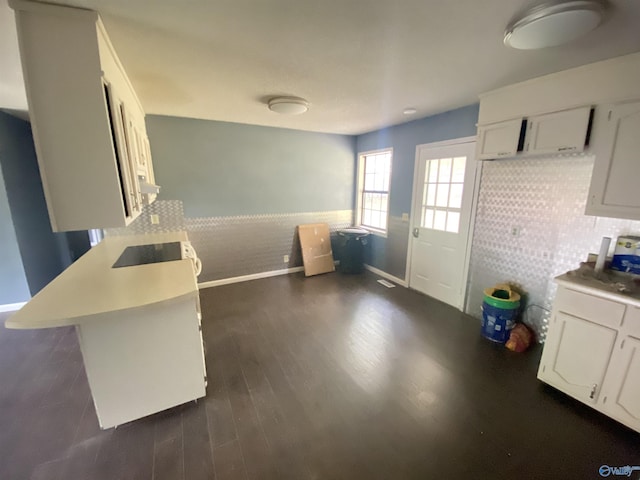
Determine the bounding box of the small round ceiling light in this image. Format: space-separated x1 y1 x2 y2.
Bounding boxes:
504 0 606 50
268 96 309 115
403 107 418 115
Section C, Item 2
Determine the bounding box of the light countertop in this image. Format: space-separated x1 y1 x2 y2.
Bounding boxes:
556 269 640 308
5 232 198 329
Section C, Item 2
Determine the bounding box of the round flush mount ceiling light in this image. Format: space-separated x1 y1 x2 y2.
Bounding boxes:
504 0 606 50
403 107 418 115
268 96 309 115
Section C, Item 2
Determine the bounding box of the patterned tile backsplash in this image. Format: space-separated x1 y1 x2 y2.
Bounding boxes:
466 154 640 342
106 201 353 282
104 200 185 236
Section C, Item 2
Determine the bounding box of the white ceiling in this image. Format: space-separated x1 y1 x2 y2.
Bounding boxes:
1 0 640 135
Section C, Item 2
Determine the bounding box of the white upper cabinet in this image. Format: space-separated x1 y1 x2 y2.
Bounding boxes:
524 106 592 155
586 99 640 220
10 0 158 232
477 107 593 160
477 119 525 160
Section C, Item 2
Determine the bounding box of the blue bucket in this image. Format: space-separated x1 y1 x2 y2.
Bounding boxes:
481 300 519 344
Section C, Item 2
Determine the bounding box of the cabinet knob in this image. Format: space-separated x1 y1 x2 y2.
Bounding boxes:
589 383 597 399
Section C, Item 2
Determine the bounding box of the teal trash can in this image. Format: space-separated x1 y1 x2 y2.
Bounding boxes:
481 284 521 343
337 228 370 273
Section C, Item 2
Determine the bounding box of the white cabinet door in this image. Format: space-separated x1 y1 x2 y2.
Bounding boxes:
525 106 591 155
539 311 617 403
477 119 524 160
586 99 640 220
603 336 640 431
10 1 157 231
104 82 141 221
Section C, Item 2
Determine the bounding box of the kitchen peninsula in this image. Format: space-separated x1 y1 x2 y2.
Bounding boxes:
5 232 207 429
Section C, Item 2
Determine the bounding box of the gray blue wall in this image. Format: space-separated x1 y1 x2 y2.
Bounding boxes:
147 116 355 217
355 104 480 279
0 163 30 305
146 115 355 281
0 111 79 302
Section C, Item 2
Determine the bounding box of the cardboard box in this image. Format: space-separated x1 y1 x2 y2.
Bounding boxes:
298 223 335 277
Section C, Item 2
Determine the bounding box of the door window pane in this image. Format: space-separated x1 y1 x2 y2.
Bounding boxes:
419 155 468 232
426 184 436 206
446 211 460 233
435 183 450 207
423 208 434 229
427 160 439 183
449 184 463 209
434 210 447 230
438 158 452 182
452 157 466 183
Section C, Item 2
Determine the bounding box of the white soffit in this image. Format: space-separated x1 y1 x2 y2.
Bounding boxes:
1 0 640 134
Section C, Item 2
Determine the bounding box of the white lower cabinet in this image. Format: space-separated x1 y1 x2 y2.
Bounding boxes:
76 296 206 429
541 312 617 403
538 279 640 432
602 336 640 430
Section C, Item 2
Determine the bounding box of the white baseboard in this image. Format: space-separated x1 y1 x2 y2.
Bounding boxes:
363 264 408 288
0 301 27 313
198 266 305 289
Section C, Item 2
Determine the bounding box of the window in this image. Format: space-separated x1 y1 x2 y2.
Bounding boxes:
357 149 392 234
421 156 466 233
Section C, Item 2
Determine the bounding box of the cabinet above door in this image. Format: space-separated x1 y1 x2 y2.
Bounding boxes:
525 106 592 155
476 106 592 160
477 118 526 160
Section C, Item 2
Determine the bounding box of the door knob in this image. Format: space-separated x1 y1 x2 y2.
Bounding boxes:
413 228 419 238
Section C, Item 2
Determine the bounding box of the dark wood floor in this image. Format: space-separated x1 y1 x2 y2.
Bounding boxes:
0 272 638 480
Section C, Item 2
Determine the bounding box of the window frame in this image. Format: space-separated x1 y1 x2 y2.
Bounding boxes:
420 156 467 234
356 148 393 237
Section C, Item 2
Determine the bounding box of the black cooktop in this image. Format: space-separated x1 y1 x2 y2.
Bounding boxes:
112 242 182 268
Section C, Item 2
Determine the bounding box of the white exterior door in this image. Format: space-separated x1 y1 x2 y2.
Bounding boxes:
409 140 477 309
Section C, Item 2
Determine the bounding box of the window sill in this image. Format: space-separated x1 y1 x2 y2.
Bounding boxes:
357 226 387 239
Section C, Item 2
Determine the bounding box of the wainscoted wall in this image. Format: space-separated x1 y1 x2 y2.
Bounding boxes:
186 210 352 281
356 104 479 280
466 154 640 342
141 115 356 282
105 200 352 283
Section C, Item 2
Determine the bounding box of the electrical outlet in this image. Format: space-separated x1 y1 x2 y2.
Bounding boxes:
283 254 289 263
511 226 521 237
150 214 160 225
